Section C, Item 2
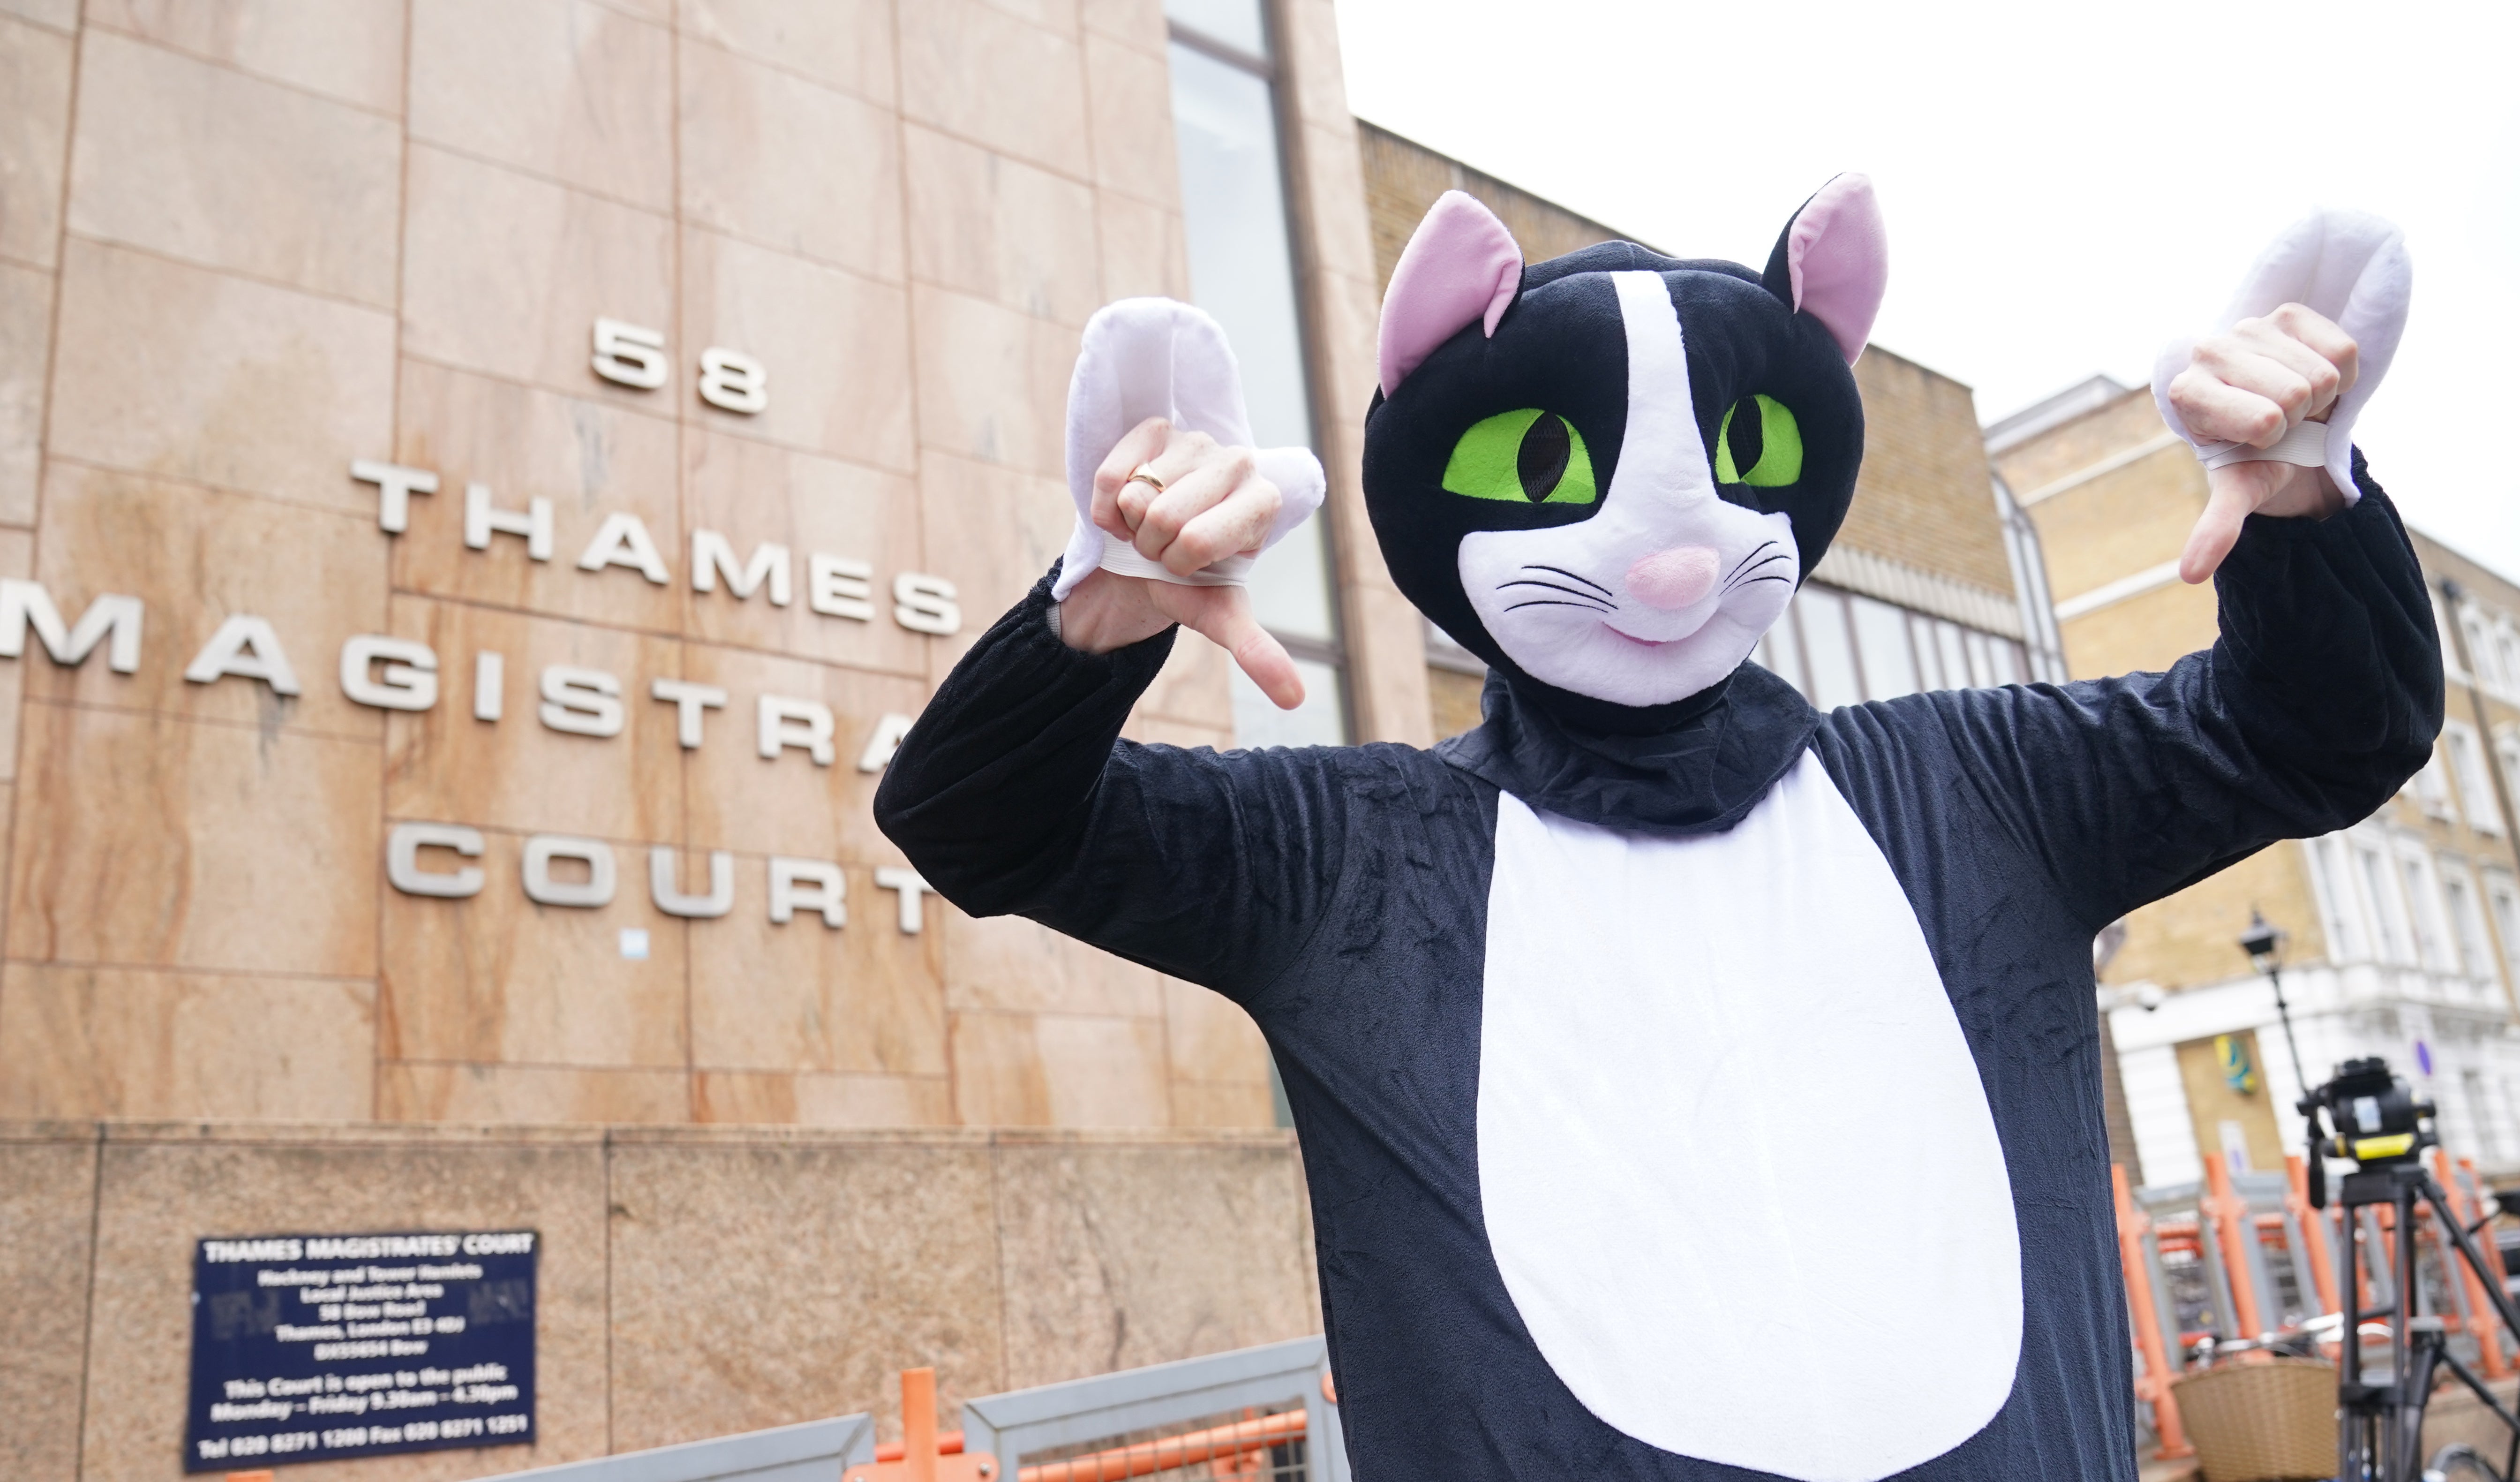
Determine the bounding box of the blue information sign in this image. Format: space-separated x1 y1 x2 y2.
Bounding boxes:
185 1230 537 1471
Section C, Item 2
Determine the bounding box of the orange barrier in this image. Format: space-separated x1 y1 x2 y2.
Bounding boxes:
2114 1164 2195 1459
2436 1149 2509 1379
1016 1412 1306 1482
2200 1154 2267 1339
844 1369 998 1482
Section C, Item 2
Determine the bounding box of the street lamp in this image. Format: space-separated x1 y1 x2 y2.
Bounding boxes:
2240 909 2310 1099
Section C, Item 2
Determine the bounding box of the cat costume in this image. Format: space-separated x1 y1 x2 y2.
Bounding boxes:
875 181 2439 1481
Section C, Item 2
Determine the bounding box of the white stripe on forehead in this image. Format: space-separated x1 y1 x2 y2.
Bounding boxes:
1606 271 1716 519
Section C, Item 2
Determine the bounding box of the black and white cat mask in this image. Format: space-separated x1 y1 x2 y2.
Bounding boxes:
1362 179 1887 729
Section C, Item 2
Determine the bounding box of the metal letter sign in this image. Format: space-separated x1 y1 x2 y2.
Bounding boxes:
185 1230 538 1471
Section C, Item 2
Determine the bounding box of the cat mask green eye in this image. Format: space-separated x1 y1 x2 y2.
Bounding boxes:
1442 409 1598 506
1715 394 1803 486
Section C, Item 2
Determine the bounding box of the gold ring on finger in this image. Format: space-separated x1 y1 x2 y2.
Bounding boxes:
1127 465 1166 494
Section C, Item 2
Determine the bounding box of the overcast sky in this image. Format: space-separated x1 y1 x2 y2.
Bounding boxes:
1335 0 2520 582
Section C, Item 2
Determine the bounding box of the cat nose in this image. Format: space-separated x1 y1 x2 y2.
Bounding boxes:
1625 545 1722 610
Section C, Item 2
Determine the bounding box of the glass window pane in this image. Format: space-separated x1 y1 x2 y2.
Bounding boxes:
1935 620 1969 690
1247 504 1336 643
1762 606 1805 696
1964 630 1994 688
1168 45 1308 453
1987 638 2021 687
1231 655 1346 747
1798 588 1860 711
1908 614 1942 690
1165 0 1266 57
1850 596 1917 701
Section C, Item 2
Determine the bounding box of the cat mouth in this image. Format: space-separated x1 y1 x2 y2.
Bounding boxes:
1603 621 1695 649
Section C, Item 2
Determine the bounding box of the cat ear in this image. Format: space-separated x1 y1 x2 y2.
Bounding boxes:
1760 174 1887 364
1379 190 1523 395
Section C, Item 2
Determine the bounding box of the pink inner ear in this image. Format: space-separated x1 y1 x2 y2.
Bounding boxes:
1378 190 1523 395
1787 174 1888 364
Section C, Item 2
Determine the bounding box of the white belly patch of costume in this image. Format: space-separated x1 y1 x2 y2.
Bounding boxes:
1476 751 2021 1482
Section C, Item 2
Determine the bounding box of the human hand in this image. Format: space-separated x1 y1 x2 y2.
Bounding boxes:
2166 303 2358 583
1056 416 1305 710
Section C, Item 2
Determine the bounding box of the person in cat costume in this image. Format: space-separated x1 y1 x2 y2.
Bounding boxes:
875 179 2437 1481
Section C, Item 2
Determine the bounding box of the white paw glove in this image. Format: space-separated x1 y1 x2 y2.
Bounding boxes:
1053 298 1326 603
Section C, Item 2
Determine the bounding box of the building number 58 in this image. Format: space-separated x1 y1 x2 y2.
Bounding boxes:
592 318 767 415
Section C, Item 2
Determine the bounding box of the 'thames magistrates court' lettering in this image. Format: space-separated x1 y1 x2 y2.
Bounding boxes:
0 454 963 933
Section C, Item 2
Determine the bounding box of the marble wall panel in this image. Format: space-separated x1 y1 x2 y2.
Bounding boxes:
377 1063 690 1124
1168 1080 1273 1129
1081 31 1177 207
913 449 1074 676
377 832 690 1069
0 965 375 1120
1136 627 1233 729
677 228 915 471
1160 974 1271 1091
0 532 27 778
29 464 389 736
898 0 1090 179
393 361 685 633
401 144 674 406
903 126 1100 327
47 238 395 511
0 260 45 523
977 0 1077 37
911 285 1079 479
0 1131 94 1482
85 0 409 112
383 596 685 841
1093 193 1189 304
409 0 673 211
9 702 380 975
676 0 894 106
677 38 902 280
0 14 70 268
941 902 1161 1019
691 1071 955 1127
677 643 929 863
1078 0 1164 51
992 1135 1314 1389
0 0 73 32
679 430 925 674
688 861 947 1078
79 1128 612 1480
67 30 401 307
605 1133 1006 1447
950 1012 1170 1128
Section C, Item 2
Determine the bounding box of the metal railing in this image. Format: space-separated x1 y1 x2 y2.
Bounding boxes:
495 1413 877 1482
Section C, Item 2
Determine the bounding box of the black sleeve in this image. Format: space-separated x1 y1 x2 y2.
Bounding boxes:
1824 459 2443 930
873 567 1355 1002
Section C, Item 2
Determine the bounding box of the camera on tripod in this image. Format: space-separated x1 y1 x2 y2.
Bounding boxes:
2300 1056 2436 1203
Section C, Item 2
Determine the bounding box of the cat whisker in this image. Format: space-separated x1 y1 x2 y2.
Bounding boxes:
1520 563 1613 597
1722 541 1781 584
1730 574 1793 588
1498 579 1613 609
1504 598 1620 614
1722 552 1792 592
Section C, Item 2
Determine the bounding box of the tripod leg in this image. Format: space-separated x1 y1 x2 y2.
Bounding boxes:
2399 1182 2424 1482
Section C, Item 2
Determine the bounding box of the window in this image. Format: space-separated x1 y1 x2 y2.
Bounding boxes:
2308 834 2365 962
2497 726 2520 818
2443 862 2493 982
2359 844 2409 964
2399 849 2452 970
2445 723 2501 833
1762 584 2027 708
2406 747 2455 822
1849 596 1918 700
2462 1069 2509 1163
1166 0 1347 747
2488 870 2520 986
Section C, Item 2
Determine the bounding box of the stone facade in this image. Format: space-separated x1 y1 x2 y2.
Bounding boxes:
0 0 1452 1135
1993 379 2520 1186
0 1119 1319 1482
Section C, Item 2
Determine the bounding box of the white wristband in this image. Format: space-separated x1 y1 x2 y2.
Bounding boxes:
1096 529 1255 588
2194 418 2327 472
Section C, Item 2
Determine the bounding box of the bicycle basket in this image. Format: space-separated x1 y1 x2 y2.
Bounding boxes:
2170 1358 2336 1482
